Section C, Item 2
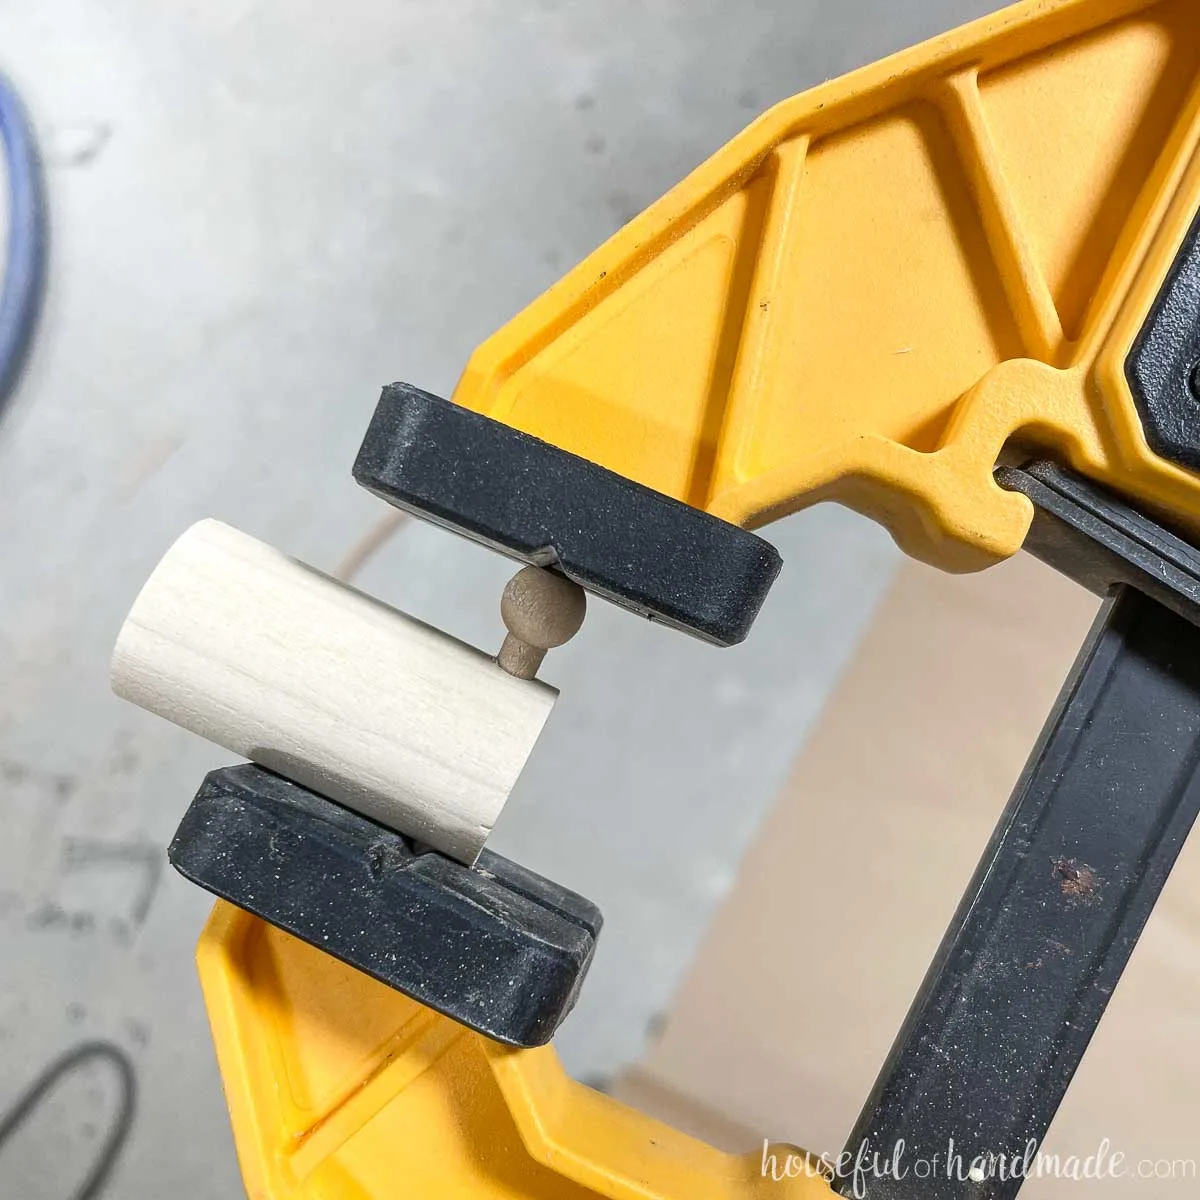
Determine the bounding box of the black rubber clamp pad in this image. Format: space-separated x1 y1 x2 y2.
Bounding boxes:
352 382 782 646
170 763 601 1048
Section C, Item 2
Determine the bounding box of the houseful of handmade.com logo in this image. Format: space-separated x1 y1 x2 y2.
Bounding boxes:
761 1137 1198 1195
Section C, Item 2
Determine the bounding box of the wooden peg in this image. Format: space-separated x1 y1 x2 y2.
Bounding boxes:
496 566 586 679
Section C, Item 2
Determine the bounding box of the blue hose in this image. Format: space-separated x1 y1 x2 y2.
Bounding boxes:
0 73 46 417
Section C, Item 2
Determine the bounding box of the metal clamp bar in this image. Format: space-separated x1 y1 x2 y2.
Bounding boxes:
840 462 1200 1199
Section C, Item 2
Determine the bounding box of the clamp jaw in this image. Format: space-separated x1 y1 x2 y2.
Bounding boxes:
450 0 1200 575
120 1 1200 1198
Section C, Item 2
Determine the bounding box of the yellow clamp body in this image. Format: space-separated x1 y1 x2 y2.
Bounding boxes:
454 0 1200 572
198 2 1200 1198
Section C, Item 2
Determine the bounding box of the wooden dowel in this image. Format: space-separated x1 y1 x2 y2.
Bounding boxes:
111 520 556 864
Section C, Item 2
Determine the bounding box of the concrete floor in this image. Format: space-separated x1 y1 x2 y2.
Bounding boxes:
0 1 1001 1196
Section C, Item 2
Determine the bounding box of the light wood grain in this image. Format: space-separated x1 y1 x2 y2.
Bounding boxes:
111 519 557 864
